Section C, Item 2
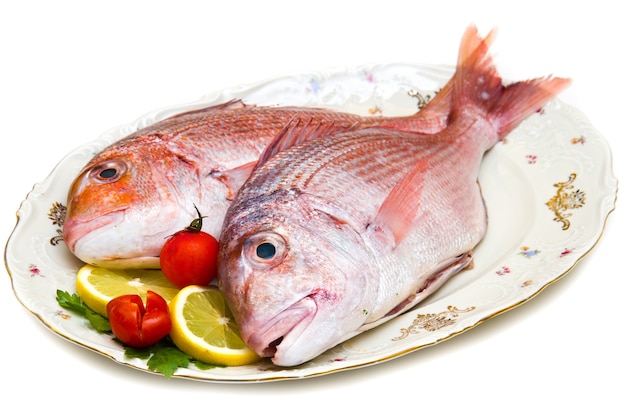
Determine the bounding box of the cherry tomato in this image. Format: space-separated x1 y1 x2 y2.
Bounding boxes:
160 205 219 288
107 290 172 348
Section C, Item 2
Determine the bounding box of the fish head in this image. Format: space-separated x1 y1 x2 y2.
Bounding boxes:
63 137 202 268
219 190 373 366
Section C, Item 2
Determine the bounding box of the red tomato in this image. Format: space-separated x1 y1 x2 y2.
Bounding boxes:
160 206 219 288
107 290 172 348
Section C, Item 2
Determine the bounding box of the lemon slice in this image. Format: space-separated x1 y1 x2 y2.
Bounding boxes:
75 264 180 317
169 285 260 366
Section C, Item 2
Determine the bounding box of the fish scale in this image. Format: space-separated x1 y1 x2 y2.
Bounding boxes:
63 84 455 268
65 21 503 268
217 25 571 367
240 133 426 203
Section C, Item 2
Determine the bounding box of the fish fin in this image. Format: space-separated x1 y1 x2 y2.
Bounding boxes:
166 99 250 120
430 24 497 117
450 24 501 122
372 158 428 245
358 252 473 331
380 87 452 134
386 26 498 134
256 117 360 168
211 161 258 200
492 76 572 138
452 25 571 138
402 252 474 308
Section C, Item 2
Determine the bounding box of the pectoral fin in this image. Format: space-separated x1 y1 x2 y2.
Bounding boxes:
212 161 258 200
372 159 428 245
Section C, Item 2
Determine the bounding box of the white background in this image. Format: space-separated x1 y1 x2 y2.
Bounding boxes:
1 1 623 415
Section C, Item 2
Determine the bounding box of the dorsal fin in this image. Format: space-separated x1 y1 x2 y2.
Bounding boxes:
256 117 360 168
166 99 250 120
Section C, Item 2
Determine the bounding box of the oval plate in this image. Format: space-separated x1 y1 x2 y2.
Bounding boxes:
5 63 617 382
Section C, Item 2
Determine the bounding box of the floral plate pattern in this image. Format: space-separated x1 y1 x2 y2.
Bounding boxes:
5 63 617 382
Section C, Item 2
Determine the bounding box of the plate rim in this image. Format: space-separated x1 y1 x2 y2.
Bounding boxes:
5 61 618 382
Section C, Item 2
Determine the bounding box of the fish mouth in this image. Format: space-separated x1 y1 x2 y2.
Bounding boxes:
63 212 122 253
247 296 317 360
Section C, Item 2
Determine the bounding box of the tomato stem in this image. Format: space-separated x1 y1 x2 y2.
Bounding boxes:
186 204 207 233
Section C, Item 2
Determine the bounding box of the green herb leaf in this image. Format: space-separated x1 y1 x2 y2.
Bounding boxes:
57 290 226 378
85 308 111 332
192 360 225 371
124 339 194 378
56 290 86 315
147 346 192 378
56 289 110 332
124 346 153 360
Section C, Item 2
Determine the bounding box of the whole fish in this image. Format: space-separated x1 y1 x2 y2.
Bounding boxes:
217 26 570 366
63 66 463 269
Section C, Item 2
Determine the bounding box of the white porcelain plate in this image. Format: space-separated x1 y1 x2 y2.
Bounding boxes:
5 63 618 382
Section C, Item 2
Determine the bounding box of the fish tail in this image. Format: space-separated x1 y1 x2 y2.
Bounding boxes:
418 26 497 117
491 76 572 138
384 26 498 135
451 24 500 120
452 24 571 138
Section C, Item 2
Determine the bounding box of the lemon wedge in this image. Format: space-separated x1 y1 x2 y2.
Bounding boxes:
168 285 260 366
75 264 180 317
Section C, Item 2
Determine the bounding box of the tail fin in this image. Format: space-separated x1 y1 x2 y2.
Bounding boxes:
433 25 499 116
447 24 499 111
394 26 497 134
451 24 502 120
451 24 571 137
491 76 571 137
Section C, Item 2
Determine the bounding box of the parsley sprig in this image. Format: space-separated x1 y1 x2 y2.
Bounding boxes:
56 290 110 332
55 290 223 378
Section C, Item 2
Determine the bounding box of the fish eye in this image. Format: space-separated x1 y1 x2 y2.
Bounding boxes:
244 232 287 268
99 168 117 179
256 242 276 260
88 160 127 184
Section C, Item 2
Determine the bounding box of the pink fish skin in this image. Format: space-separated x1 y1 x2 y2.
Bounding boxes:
217 25 570 366
63 73 456 269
